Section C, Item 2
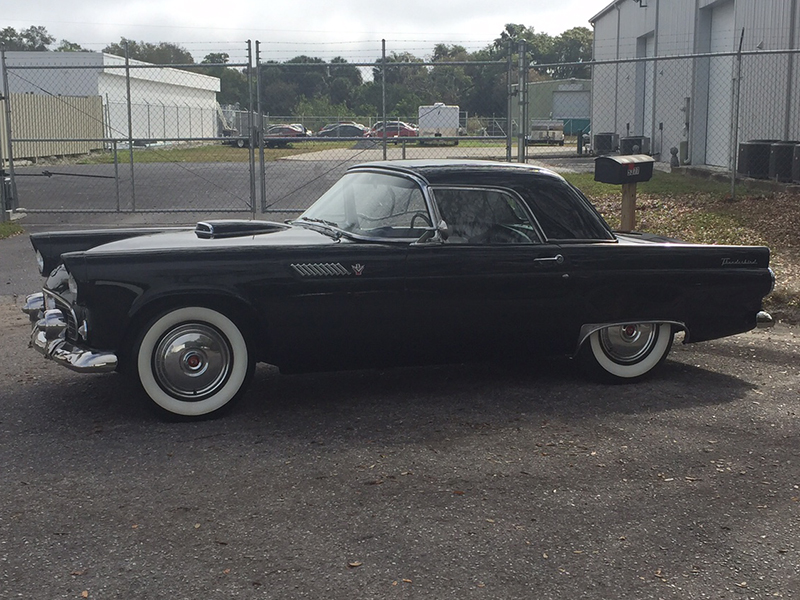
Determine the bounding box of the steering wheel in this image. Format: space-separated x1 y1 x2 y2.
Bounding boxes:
410 211 432 228
481 224 532 244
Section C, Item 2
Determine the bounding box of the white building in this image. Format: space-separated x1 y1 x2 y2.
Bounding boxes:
1 51 221 141
590 0 800 168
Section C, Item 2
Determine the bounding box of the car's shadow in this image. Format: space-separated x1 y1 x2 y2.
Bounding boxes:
22 354 757 445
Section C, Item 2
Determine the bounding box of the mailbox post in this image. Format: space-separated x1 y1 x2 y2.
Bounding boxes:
594 154 655 231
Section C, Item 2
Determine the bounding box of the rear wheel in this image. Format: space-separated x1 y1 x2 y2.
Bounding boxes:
134 306 254 419
582 322 673 381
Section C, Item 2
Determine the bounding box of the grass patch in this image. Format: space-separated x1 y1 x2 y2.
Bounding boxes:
0 220 24 240
76 142 344 165
562 170 760 199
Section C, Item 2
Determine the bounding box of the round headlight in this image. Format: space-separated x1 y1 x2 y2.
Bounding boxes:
35 250 45 275
67 273 78 295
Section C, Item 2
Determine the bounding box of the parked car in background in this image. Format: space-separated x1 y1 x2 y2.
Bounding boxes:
23 159 774 420
317 123 368 138
367 121 419 139
263 124 310 148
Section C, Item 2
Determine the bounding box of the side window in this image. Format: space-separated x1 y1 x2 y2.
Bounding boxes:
520 180 615 241
433 188 537 244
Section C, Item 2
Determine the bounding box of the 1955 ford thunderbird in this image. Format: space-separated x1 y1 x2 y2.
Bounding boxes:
23 160 775 419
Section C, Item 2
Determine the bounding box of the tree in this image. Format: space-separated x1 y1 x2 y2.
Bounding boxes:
202 52 229 65
428 44 472 105
547 27 593 78
0 25 55 51
493 23 553 61
103 38 194 64
329 56 362 87
431 43 469 62
462 46 509 119
55 40 89 52
283 55 328 100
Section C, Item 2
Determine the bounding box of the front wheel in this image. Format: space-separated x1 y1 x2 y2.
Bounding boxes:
581 322 673 382
134 307 254 419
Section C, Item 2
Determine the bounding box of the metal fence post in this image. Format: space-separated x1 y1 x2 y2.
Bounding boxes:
730 29 745 200
506 42 513 162
124 42 136 212
1 48 19 221
256 40 266 215
517 40 528 164
113 140 121 213
146 101 151 138
246 40 256 217
0 49 9 223
381 39 387 161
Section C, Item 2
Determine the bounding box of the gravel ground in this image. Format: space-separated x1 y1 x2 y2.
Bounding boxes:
1 280 798 599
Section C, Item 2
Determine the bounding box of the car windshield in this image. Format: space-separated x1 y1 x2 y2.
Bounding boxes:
298 171 431 240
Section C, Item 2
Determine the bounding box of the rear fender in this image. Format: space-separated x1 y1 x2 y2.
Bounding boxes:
574 320 687 356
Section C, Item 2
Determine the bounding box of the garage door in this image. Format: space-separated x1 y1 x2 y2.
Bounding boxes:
552 91 590 119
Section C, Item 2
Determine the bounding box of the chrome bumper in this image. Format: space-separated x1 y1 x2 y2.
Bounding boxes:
756 310 774 329
24 292 118 374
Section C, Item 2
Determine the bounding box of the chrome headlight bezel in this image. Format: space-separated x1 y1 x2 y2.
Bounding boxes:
35 250 45 275
67 272 79 295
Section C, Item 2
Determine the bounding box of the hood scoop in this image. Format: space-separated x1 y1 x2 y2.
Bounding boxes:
195 220 289 239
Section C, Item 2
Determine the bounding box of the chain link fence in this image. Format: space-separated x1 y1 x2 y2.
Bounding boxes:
2 42 799 223
589 47 800 190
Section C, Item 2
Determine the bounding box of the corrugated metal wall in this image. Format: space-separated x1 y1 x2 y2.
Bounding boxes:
5 94 104 160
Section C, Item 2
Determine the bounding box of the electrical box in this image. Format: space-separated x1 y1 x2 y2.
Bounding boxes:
594 154 655 185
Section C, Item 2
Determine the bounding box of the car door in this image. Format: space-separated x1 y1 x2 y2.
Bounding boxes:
271 242 409 371
404 186 575 362
264 169 431 371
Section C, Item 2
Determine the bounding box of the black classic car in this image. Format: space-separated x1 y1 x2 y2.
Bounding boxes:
23 160 774 419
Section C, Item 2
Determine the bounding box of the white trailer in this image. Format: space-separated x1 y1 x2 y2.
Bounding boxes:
418 103 460 140
527 119 565 146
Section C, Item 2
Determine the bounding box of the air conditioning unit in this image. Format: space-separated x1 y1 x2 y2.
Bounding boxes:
737 140 778 179
593 132 619 155
620 136 651 155
768 142 798 182
793 144 800 183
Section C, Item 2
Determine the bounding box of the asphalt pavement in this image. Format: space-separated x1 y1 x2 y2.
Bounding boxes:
1 227 799 599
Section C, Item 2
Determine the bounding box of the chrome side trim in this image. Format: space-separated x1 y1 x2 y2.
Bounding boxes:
574 320 687 357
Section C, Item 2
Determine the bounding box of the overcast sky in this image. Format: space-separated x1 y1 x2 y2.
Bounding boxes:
4 0 613 64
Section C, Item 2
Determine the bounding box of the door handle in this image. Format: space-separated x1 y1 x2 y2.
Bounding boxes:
533 254 564 264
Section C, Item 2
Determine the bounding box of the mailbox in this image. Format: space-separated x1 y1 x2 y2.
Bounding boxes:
594 154 654 185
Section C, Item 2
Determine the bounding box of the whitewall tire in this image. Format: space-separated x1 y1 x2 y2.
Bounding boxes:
135 306 253 418
584 322 673 381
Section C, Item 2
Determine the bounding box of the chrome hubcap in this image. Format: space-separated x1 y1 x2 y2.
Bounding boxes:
599 323 658 364
153 323 231 400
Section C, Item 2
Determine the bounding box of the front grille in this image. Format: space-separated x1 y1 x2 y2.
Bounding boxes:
52 296 78 341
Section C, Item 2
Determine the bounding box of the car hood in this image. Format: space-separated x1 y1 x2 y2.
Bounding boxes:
84 223 337 255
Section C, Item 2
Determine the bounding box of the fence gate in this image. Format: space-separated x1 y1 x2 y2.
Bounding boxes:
1 41 538 224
